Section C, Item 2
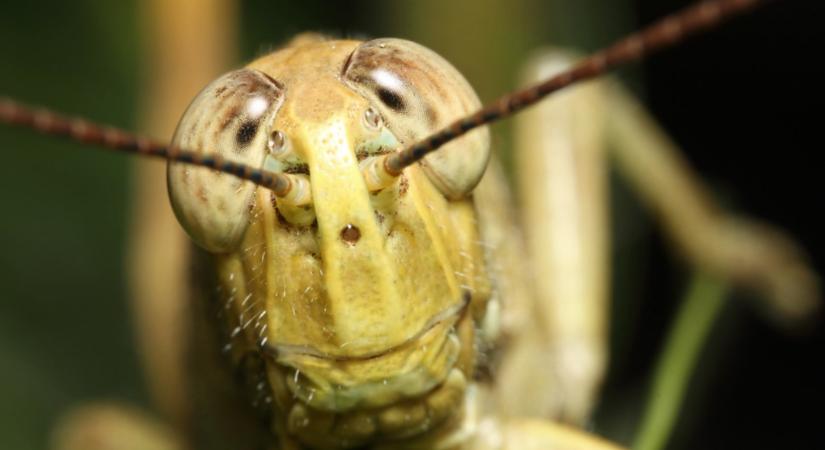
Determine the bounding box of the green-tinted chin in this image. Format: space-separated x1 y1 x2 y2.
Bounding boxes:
280 367 469 448
276 319 460 412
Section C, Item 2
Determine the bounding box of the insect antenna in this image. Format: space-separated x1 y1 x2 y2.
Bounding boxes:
380 0 768 178
2 0 766 192
0 97 294 195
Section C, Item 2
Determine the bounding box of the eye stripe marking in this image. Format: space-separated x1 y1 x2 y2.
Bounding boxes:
236 120 259 147
377 87 406 112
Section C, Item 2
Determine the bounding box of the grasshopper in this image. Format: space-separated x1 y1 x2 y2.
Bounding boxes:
0 0 820 450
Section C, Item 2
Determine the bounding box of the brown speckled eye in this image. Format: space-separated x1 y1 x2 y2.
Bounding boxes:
342 38 490 199
168 69 286 252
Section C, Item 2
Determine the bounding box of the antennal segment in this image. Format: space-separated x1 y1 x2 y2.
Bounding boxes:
383 0 766 176
0 97 294 195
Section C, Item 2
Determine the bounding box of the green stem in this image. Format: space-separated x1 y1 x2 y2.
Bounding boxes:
632 273 728 450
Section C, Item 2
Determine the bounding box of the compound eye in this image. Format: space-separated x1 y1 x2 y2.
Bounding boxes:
168 69 285 253
342 38 490 199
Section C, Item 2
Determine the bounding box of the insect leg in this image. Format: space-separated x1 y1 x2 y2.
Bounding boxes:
468 416 624 450
128 0 239 430
52 403 180 450
489 49 611 425
606 82 820 325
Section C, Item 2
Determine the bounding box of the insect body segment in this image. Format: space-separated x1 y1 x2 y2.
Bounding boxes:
169 37 495 447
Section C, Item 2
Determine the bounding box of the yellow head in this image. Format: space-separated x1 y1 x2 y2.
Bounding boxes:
168 36 491 447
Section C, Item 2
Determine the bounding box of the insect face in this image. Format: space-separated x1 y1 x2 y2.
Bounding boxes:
168 37 494 447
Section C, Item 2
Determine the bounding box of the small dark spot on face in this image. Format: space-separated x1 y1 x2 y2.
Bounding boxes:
398 175 409 196
377 87 405 112
236 120 259 146
340 224 361 244
214 86 228 97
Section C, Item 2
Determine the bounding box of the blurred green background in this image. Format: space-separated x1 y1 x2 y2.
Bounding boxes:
1 1 822 449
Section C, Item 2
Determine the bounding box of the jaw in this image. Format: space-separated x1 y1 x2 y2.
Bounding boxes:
262 316 473 448
259 307 477 448
281 367 468 448
273 314 462 412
